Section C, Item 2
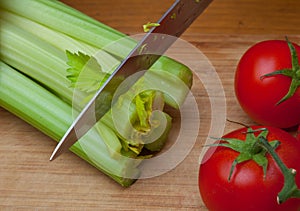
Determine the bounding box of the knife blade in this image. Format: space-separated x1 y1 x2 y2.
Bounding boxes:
50 0 213 161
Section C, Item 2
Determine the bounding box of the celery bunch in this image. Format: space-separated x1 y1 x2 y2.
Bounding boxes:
0 0 193 186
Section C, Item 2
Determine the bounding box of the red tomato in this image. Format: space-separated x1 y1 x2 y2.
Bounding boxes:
198 126 300 211
235 40 300 128
297 125 300 141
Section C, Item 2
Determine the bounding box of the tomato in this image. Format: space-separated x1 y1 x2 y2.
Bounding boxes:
234 39 300 128
198 126 300 211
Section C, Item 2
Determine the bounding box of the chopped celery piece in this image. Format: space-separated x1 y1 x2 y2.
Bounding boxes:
143 22 160 32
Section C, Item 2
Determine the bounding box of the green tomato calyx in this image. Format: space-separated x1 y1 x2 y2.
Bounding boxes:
261 37 300 105
211 128 279 181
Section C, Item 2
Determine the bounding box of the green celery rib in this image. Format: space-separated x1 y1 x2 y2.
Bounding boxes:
1 10 191 123
0 63 71 141
0 0 193 95
0 19 75 103
0 16 120 106
94 121 123 157
0 9 98 55
150 56 193 90
0 0 134 57
143 69 191 109
0 62 138 187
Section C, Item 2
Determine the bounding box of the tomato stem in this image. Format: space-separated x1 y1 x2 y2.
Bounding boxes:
259 136 300 204
260 37 300 105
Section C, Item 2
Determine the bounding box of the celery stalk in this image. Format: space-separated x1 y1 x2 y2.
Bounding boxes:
0 0 194 186
0 62 138 187
0 62 71 141
0 14 178 155
0 0 134 57
0 17 120 105
0 9 98 55
0 0 193 93
0 19 74 103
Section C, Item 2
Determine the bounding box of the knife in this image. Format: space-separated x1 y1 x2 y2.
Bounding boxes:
50 0 213 161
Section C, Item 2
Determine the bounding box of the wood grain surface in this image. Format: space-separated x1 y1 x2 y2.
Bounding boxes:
1 0 300 210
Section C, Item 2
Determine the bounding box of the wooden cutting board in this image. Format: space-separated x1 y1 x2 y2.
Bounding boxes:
1 34 299 211
1 0 300 210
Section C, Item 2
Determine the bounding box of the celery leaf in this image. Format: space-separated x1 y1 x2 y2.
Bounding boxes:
66 50 109 93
